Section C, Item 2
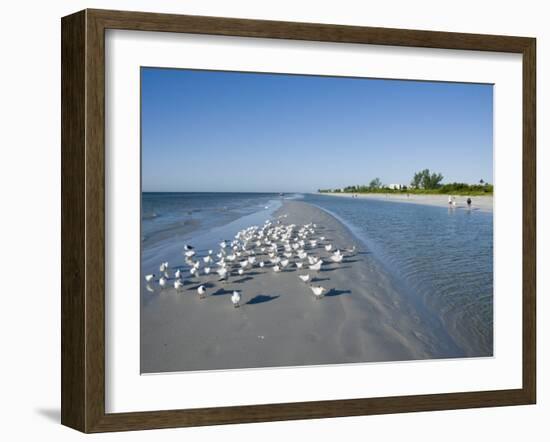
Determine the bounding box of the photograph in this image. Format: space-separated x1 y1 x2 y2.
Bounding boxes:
140 67 494 374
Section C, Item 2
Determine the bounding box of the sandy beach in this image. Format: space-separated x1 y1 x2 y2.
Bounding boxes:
323 192 493 212
141 200 465 373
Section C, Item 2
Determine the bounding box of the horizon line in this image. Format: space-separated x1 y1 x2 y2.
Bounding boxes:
141 190 311 193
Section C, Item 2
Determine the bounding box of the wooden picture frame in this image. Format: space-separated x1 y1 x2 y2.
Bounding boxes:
61 8 536 433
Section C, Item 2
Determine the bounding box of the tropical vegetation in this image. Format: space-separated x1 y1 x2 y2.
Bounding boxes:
318 169 493 196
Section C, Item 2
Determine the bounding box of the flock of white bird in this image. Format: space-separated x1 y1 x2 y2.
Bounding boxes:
144 215 356 308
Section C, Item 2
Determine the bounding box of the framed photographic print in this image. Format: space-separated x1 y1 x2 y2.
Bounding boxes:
61 9 536 433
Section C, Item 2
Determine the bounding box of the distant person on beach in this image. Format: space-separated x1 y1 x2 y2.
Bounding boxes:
467 197 472 208
448 195 453 205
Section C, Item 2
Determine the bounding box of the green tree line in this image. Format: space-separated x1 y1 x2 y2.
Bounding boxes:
318 169 493 195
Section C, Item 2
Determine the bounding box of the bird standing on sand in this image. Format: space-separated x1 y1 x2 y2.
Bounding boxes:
217 267 228 282
298 274 310 283
310 286 326 299
231 291 241 308
310 260 323 272
198 285 206 299
159 276 167 289
147 219 352 305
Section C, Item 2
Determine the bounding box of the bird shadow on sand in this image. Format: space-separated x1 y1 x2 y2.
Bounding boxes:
311 277 330 282
246 294 280 305
211 288 233 296
320 266 351 272
343 259 362 264
325 288 352 297
233 276 254 284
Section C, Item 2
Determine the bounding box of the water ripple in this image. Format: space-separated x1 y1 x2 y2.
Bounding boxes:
305 194 493 357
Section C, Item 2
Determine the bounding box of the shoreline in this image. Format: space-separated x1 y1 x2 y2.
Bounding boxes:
141 199 466 374
141 195 283 249
318 192 493 212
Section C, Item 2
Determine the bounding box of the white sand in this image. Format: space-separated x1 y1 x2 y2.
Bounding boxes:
141 200 463 373
322 192 493 212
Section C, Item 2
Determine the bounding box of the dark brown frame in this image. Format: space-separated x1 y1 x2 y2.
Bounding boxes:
61 9 536 433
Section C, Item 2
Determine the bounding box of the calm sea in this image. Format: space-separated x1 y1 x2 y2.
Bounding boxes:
303 193 493 357
141 192 493 357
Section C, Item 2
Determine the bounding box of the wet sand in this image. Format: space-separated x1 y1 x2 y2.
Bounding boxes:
141 200 463 373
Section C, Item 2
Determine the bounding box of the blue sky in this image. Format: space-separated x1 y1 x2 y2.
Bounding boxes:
141 68 493 192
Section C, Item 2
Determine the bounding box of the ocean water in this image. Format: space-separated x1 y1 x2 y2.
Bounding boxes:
302 193 493 357
142 192 281 248
141 192 493 357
